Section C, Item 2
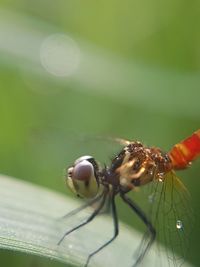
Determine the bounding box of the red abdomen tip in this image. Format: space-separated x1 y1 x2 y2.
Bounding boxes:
169 129 200 169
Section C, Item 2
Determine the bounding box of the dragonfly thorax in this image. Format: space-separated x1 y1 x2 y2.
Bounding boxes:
109 142 172 191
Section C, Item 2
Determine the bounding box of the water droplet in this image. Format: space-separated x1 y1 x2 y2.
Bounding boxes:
176 220 183 230
158 172 164 182
149 170 153 176
68 244 73 249
148 194 154 203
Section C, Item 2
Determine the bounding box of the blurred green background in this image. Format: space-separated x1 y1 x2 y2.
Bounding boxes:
0 1 200 266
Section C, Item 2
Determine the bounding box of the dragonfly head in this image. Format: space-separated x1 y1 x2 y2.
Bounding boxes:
66 155 100 199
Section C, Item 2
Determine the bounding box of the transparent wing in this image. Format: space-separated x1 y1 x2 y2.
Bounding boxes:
146 171 193 266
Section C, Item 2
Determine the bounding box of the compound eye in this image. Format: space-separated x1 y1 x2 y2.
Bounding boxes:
73 160 94 181
66 155 100 199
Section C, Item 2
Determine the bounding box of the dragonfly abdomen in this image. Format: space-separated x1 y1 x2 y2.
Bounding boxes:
169 129 200 169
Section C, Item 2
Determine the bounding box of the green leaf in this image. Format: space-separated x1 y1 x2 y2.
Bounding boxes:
0 174 193 267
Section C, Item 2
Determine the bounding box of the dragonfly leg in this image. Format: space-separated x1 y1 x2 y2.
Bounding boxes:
84 192 119 267
60 192 104 220
120 192 156 266
57 188 108 245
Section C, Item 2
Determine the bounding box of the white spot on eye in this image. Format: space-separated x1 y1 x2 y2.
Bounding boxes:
75 155 93 165
40 33 80 77
68 167 73 176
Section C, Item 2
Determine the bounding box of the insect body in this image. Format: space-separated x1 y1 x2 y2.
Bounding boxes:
58 129 200 266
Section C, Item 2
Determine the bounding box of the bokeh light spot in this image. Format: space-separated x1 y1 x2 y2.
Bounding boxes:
40 33 80 77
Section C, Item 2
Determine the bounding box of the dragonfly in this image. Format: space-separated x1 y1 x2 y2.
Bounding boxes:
58 129 200 266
